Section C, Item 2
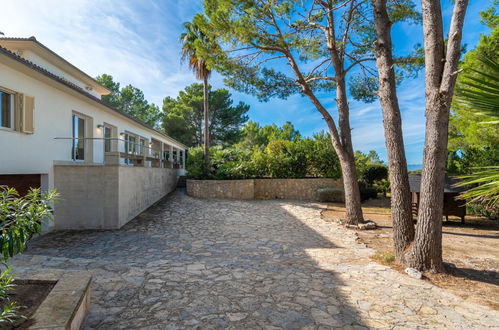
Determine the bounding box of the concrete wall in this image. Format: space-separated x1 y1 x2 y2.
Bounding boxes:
187 178 343 201
54 165 177 230
186 179 255 200
118 166 178 228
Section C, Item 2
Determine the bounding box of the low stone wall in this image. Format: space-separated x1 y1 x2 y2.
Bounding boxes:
187 178 343 201
186 179 255 200
54 165 177 229
254 178 343 200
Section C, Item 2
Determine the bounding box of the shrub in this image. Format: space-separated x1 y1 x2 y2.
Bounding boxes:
361 164 388 185
467 203 498 220
265 140 308 178
210 146 253 179
0 187 58 327
186 147 205 179
185 132 342 180
360 186 378 202
305 132 341 179
316 188 344 202
374 179 390 197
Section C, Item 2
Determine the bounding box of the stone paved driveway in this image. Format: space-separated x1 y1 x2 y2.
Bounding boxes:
12 190 499 329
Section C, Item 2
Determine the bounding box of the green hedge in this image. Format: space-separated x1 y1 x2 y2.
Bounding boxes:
316 188 344 202
187 137 341 180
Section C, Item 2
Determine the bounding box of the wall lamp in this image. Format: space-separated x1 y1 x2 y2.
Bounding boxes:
96 124 103 129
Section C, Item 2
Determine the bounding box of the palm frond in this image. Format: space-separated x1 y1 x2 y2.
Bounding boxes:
457 166 499 210
179 19 212 81
455 57 499 119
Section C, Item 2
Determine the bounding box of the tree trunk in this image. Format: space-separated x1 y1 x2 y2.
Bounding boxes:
372 0 414 262
406 0 469 272
338 149 364 224
335 79 364 225
203 76 210 176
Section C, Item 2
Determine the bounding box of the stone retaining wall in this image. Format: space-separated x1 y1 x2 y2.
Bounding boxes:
186 179 255 200
187 178 343 201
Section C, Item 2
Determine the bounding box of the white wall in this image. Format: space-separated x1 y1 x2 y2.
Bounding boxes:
0 61 186 192
21 50 102 99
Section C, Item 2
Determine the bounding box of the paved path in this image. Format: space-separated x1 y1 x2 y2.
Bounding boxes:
12 190 499 329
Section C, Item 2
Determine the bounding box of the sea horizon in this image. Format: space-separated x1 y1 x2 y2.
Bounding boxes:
407 164 422 171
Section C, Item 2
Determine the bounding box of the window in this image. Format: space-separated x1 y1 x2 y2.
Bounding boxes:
0 90 14 129
124 133 137 154
104 126 112 152
72 114 85 160
139 138 146 156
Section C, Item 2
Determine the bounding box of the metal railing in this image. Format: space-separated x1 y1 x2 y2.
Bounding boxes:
54 137 183 168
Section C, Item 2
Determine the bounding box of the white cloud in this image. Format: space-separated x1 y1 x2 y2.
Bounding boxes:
0 0 203 106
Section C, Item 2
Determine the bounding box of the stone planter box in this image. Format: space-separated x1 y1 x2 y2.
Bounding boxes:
14 269 92 329
187 178 343 201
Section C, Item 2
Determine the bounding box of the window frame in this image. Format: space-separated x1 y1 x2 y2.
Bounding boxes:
103 123 117 154
71 113 86 161
0 87 16 131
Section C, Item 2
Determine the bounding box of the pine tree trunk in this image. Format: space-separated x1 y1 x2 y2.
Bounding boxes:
203 76 210 176
406 0 469 272
372 0 414 262
285 44 364 226
338 150 364 225
335 79 364 225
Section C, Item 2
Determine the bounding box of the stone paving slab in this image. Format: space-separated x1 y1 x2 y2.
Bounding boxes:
11 190 499 329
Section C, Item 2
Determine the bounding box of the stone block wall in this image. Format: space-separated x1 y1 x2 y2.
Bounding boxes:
186 178 343 201
254 178 343 200
186 179 255 200
54 165 177 229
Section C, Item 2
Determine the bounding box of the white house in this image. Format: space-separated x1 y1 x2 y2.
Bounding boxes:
0 37 188 230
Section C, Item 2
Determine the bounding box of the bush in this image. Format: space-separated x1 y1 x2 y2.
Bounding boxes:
186 134 341 180
186 147 205 179
360 186 378 202
467 203 498 220
305 132 341 179
316 188 344 202
361 164 388 185
374 179 390 197
265 140 308 178
0 187 58 327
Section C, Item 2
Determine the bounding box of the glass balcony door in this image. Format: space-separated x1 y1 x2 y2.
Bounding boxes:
72 114 85 161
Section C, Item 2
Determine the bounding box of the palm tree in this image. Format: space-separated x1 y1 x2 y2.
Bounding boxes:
455 57 499 212
180 19 212 175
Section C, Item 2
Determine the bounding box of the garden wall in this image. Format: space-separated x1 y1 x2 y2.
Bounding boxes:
187 178 343 201
186 179 255 200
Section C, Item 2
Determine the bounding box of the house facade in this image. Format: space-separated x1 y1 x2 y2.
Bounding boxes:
0 37 187 230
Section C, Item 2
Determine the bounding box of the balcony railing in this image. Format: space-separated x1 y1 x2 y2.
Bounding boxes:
54 137 184 169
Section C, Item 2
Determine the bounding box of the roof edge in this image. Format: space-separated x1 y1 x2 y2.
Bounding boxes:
0 45 188 149
0 36 112 95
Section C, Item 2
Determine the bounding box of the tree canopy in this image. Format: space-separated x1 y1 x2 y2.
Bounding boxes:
162 83 250 147
95 74 162 128
197 0 421 103
238 120 301 149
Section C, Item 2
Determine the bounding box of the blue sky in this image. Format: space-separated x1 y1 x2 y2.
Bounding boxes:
0 0 492 164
